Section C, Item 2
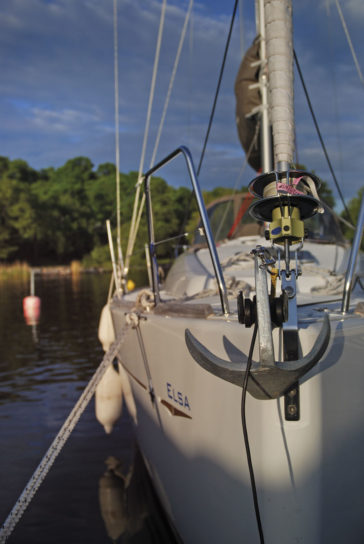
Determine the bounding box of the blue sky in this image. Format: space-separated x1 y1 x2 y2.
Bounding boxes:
1 0 364 207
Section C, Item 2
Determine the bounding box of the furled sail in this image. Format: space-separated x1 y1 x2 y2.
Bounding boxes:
235 0 294 173
265 0 294 170
234 37 262 171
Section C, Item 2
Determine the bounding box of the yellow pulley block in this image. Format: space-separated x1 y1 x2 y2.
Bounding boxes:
269 206 304 244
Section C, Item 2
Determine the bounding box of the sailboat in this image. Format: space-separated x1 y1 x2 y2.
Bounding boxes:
98 0 364 542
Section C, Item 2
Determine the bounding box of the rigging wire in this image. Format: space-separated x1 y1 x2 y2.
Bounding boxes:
238 0 245 57
214 119 260 242
196 0 239 177
150 0 194 170
335 0 364 91
113 0 124 288
293 50 354 225
125 0 167 276
241 322 265 544
179 0 239 240
325 0 345 196
126 0 194 263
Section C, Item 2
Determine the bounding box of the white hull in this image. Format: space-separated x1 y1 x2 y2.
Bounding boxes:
109 279 364 542
99 2 364 538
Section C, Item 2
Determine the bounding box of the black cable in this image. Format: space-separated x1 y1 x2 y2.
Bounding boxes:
196 0 239 176
293 50 354 225
241 322 265 544
179 0 239 241
353 275 364 291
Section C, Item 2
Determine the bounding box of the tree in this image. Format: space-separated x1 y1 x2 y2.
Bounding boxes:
32 157 96 261
7 159 38 184
0 170 37 260
0 155 196 267
341 187 364 249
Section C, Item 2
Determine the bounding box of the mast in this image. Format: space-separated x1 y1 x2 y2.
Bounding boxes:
264 0 294 172
249 0 323 382
256 0 272 173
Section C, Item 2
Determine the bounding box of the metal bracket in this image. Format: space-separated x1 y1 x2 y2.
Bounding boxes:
281 270 299 360
185 247 330 400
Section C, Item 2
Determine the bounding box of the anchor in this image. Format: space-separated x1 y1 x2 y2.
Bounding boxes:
185 170 331 401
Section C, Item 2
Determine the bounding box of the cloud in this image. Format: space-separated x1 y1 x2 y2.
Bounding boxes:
1 0 364 205
30 106 101 133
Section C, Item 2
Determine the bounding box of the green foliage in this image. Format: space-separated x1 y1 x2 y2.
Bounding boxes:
0 168 37 260
2 152 348 269
341 187 364 249
82 245 112 268
0 155 194 267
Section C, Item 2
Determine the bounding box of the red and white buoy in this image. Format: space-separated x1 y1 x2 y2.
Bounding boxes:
23 269 41 326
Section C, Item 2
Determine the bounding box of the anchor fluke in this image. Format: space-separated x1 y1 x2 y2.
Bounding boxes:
185 313 330 400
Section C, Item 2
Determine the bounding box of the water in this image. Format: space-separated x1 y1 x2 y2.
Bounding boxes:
0 274 175 543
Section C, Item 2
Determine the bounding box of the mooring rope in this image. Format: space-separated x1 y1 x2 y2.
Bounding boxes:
0 328 129 543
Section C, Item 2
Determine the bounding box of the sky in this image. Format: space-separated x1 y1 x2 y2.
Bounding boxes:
1 0 364 208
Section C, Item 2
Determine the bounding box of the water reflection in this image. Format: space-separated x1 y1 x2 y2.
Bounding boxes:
0 274 109 405
0 274 176 543
99 448 178 543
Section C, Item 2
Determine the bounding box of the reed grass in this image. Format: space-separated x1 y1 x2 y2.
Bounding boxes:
70 260 82 276
0 261 30 281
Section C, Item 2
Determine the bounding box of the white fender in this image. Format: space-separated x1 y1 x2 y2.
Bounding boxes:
118 362 137 424
95 363 123 434
98 304 115 352
97 303 137 427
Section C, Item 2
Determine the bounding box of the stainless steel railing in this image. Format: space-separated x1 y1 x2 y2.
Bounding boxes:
143 145 230 315
341 193 364 313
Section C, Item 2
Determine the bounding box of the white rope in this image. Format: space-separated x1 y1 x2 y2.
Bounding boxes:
220 251 255 268
0 331 129 543
127 0 194 263
113 0 124 281
335 0 364 90
125 0 167 275
189 275 253 300
302 264 345 295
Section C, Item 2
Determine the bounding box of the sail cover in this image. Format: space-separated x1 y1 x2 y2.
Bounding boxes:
234 37 262 171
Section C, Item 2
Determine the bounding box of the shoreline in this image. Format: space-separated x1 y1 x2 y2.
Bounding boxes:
0 262 109 281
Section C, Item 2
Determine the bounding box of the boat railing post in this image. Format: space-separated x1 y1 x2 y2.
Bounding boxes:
143 146 230 315
145 243 153 289
144 173 161 305
341 193 364 313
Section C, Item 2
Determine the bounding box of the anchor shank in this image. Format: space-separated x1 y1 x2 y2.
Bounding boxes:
254 253 275 366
